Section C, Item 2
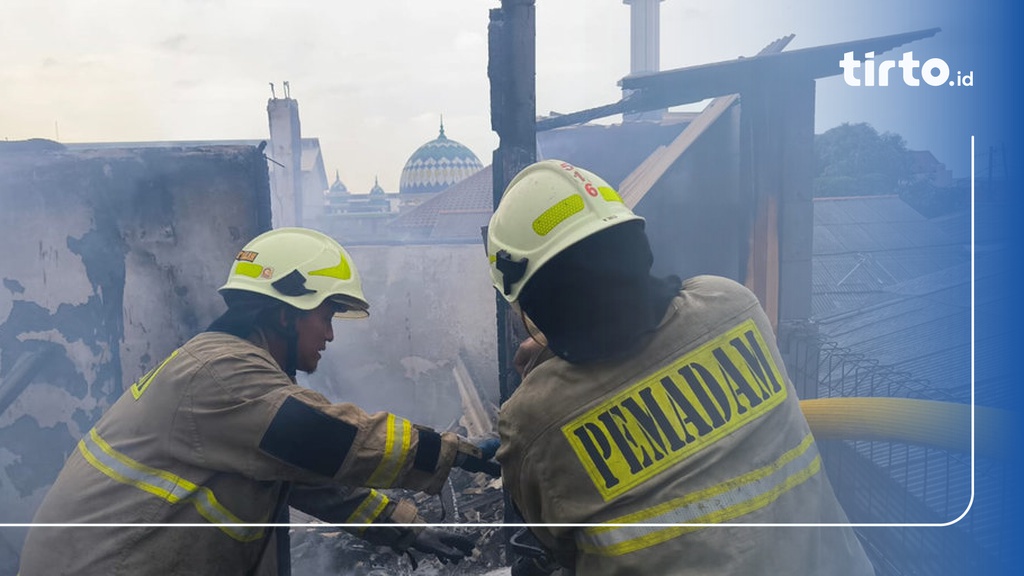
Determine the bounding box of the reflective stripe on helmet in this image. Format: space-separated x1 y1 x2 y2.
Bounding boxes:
598 186 624 203
308 254 352 280
486 160 644 302
533 195 585 236
233 262 264 278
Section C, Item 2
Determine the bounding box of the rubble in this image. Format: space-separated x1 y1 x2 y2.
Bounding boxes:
290 468 509 576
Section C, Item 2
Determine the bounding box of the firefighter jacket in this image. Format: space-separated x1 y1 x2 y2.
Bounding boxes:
20 330 460 576
497 276 875 576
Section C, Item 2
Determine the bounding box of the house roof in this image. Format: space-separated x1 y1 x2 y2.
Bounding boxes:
621 28 940 105
385 164 494 244
539 29 938 131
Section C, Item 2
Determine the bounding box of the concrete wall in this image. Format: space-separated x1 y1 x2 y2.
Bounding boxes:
0 142 498 569
0 141 270 568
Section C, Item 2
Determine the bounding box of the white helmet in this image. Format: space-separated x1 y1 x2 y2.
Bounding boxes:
220 227 370 318
486 160 644 302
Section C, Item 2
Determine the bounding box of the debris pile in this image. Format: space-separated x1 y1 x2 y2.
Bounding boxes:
291 357 507 575
290 468 508 576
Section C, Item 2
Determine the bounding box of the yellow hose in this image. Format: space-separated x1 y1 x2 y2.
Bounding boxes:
799 397 1012 460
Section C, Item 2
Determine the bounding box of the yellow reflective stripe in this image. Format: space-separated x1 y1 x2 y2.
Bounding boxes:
130 349 180 400
577 434 821 556
345 489 390 533
366 415 412 488
308 255 352 280
79 429 264 542
598 186 623 203
233 261 263 278
532 194 585 236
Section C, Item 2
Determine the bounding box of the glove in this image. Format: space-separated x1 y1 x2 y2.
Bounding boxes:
454 437 501 477
511 556 563 576
477 437 500 460
409 527 478 564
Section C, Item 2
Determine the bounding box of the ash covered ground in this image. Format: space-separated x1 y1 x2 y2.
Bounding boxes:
291 468 510 576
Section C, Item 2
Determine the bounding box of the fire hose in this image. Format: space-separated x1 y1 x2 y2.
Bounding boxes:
799 397 1010 459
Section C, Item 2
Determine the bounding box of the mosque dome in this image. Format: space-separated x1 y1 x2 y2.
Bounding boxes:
399 119 483 195
369 176 385 196
328 170 350 196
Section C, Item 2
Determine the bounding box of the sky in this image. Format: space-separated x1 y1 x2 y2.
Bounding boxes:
0 0 995 193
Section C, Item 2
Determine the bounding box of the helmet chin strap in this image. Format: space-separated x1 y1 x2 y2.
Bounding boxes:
266 307 300 379
284 314 298 379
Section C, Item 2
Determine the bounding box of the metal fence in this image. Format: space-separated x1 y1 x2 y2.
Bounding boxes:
781 328 1008 575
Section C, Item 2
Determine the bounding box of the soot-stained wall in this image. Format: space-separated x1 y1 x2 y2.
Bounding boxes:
0 141 270 561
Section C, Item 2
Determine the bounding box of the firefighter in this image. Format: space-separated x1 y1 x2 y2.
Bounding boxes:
20 227 494 575
487 160 875 575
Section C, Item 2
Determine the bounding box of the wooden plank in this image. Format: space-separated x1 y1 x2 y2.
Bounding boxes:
619 94 739 208
618 35 794 208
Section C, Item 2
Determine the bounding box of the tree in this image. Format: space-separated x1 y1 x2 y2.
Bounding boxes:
814 122 911 197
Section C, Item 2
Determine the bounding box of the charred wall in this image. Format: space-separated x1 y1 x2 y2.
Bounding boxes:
0 141 270 561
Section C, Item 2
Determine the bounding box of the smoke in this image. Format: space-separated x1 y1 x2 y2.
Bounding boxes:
302 244 499 431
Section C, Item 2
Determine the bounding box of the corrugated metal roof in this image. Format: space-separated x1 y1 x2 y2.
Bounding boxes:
812 196 973 401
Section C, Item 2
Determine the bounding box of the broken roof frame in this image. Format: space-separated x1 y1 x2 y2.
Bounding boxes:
537 27 940 132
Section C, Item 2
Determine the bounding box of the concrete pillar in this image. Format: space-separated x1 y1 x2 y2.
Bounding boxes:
267 87 304 228
623 0 665 122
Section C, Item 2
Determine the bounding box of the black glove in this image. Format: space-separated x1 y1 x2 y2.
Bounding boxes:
409 528 478 564
512 556 562 576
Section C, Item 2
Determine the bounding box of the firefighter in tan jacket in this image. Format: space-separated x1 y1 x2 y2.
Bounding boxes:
486 160 875 576
20 227 493 575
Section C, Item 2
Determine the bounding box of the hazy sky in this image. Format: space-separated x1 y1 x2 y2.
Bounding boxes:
1 0 985 192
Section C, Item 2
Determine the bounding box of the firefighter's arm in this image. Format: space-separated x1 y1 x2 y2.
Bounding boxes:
288 483 394 528
249 385 496 494
289 484 477 565
193 356 493 493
